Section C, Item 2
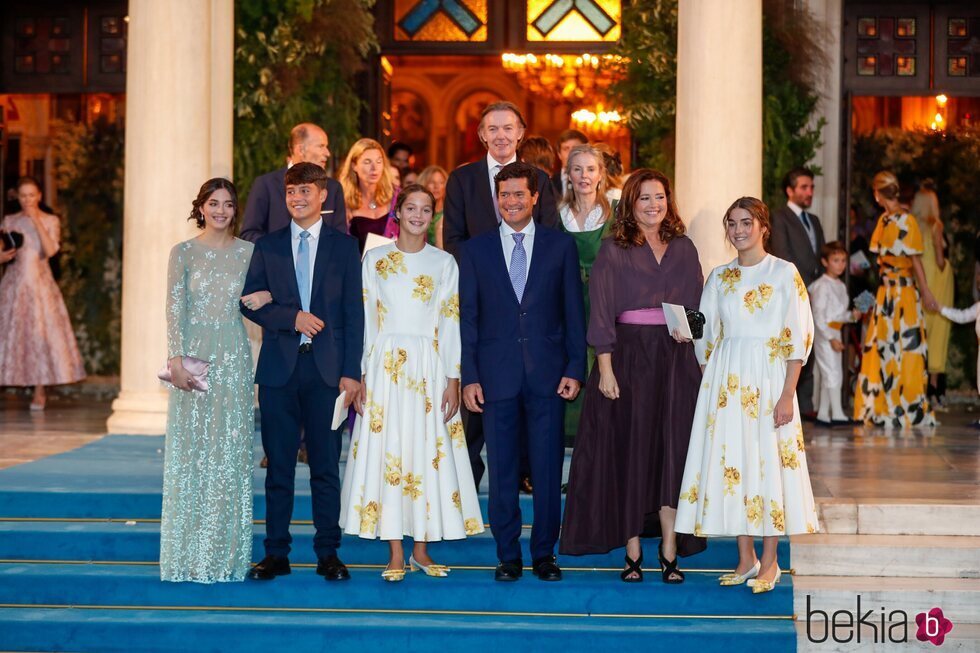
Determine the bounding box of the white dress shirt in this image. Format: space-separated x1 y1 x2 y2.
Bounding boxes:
788 200 817 253
290 217 322 344
487 152 517 222
500 218 536 272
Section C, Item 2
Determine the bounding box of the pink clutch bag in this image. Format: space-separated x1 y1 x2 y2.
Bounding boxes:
158 356 210 392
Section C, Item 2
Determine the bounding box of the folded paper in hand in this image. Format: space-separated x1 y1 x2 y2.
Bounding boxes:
362 233 394 259
331 391 348 430
662 303 693 340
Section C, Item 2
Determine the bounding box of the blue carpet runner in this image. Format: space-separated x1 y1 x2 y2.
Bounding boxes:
0 435 798 652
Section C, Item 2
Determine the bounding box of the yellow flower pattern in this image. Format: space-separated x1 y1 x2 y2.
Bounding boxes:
743 283 773 313
464 518 481 535
766 327 794 362
357 500 380 534
745 495 764 528
384 454 402 486
448 420 465 447
778 438 799 469
376 299 387 331
402 473 422 500
452 491 461 511
741 385 760 418
720 267 741 294
793 272 808 300
727 374 740 393
384 348 408 384
717 387 729 409
723 466 741 496
770 501 785 532
440 293 460 321
432 437 445 470
413 274 435 303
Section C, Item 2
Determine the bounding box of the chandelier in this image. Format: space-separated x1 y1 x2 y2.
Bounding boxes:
500 52 626 106
571 105 623 135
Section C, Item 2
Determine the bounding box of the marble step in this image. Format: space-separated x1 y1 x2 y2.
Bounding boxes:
816 500 980 536
793 576 980 623
790 534 980 578
796 621 980 652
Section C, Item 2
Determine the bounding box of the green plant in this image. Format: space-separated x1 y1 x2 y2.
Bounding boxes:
610 0 826 202
234 0 378 200
52 117 125 375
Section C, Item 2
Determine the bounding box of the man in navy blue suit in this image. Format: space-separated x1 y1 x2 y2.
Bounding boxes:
444 101 558 491
460 162 586 582
239 123 347 243
240 163 363 582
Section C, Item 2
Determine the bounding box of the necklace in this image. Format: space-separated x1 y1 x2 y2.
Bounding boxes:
368 201 377 210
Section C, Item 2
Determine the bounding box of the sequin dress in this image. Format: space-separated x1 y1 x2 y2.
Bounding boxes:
160 238 255 583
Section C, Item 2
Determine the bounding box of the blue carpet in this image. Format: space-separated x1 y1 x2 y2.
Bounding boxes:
0 434 799 652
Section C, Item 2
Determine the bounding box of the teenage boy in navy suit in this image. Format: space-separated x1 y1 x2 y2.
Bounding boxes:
459 162 586 582
240 162 363 582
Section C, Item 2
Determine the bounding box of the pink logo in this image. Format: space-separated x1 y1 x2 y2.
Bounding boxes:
916 608 953 646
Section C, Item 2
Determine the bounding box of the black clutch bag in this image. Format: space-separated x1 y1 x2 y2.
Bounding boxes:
686 309 706 340
1 230 23 251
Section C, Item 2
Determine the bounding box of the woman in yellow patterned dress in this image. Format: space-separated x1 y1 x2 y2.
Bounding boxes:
853 172 938 428
339 184 484 582
675 197 819 595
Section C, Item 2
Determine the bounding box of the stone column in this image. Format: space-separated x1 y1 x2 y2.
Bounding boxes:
675 0 763 276
107 0 235 435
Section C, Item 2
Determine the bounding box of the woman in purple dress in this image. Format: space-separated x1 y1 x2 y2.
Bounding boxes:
560 169 706 583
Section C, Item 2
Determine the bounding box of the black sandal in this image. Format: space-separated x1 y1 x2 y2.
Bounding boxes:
620 552 643 583
658 543 685 584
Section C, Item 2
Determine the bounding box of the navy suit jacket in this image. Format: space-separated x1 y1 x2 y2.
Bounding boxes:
239 167 346 243
443 159 558 258
459 225 586 402
240 225 363 387
770 205 826 287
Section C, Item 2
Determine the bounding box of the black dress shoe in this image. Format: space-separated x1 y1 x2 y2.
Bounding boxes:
531 556 562 581
494 560 523 582
248 555 290 580
317 554 351 581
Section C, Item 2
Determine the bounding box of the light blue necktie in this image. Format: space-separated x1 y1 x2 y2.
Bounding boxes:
296 231 311 343
509 232 527 302
800 211 817 253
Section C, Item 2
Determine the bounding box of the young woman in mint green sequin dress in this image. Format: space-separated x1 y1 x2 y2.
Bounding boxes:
160 178 271 583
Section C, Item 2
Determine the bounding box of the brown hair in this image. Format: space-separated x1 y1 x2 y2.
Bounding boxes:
518 136 556 173
820 240 847 260
339 138 395 211
556 128 588 148
722 197 771 251
394 183 435 216
612 169 685 248
417 165 448 190
16 175 42 193
872 171 900 201
560 144 611 221
493 161 539 195
284 162 328 189
188 177 238 230
287 123 322 157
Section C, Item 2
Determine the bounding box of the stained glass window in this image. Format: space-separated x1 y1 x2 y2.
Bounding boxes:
527 0 621 43
394 0 488 42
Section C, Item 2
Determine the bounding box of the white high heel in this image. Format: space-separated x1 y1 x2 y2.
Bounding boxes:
749 565 782 593
409 555 450 577
719 560 760 586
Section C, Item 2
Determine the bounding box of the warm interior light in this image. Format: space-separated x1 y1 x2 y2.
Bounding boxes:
935 113 944 124
936 94 948 107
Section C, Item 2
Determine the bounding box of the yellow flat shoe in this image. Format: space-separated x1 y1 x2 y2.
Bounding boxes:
719 560 760 586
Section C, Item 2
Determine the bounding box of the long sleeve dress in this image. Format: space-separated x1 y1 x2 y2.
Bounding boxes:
0 213 85 386
853 212 936 427
675 255 819 538
560 236 706 556
160 238 255 583
339 243 484 541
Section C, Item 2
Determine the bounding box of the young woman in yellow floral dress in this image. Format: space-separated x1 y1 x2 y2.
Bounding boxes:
339 184 484 581
853 172 938 428
675 197 819 595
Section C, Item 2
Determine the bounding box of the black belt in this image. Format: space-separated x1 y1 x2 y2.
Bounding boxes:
298 342 313 354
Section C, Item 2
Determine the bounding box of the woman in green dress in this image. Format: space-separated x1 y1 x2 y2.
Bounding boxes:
418 165 448 249
160 178 271 583
559 144 614 442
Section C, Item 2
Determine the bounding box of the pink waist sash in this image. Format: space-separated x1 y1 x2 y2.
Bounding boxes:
616 307 666 325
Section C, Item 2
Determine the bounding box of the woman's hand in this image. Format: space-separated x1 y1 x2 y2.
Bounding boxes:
922 290 940 313
671 328 692 344
599 370 620 400
354 375 367 415
442 378 460 423
773 393 795 429
168 356 194 391
0 248 15 264
241 290 272 311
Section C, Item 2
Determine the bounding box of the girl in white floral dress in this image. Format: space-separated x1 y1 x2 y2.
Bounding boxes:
675 197 819 594
339 184 484 581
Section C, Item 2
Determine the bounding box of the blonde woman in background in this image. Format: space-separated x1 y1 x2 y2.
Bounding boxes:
339 138 399 252
418 165 448 248
910 180 954 410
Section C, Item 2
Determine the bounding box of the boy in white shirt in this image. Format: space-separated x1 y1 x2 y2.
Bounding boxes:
809 241 862 426
940 267 980 429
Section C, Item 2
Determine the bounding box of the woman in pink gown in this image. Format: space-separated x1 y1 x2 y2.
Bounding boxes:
0 176 85 409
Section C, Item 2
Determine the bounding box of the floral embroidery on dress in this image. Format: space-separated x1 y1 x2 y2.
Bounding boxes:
384 454 402 486
795 423 806 452
464 518 481 535
769 501 785 532
432 437 446 470
358 500 380 533
440 293 460 321
384 348 408 384
720 267 741 294
680 474 700 503
767 328 794 362
451 491 462 511
743 283 773 313
413 274 435 302
745 495 764 527
793 272 808 300
376 299 387 330
727 374 740 393
741 385 760 418
718 387 729 408
402 473 422 499
778 438 800 469
448 420 465 447
723 466 741 496
367 400 384 433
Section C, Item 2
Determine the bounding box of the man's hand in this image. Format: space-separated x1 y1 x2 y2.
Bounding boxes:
295 311 324 338
830 339 845 353
557 377 581 401
463 383 485 413
339 377 361 413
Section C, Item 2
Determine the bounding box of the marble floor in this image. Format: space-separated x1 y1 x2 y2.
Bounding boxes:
1 394 978 504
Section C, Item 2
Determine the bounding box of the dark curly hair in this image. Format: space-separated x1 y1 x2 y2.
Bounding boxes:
611 169 685 248
188 178 238 230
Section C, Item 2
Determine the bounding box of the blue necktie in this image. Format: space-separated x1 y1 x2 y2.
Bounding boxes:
296 231 311 343
510 232 527 302
800 211 817 252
